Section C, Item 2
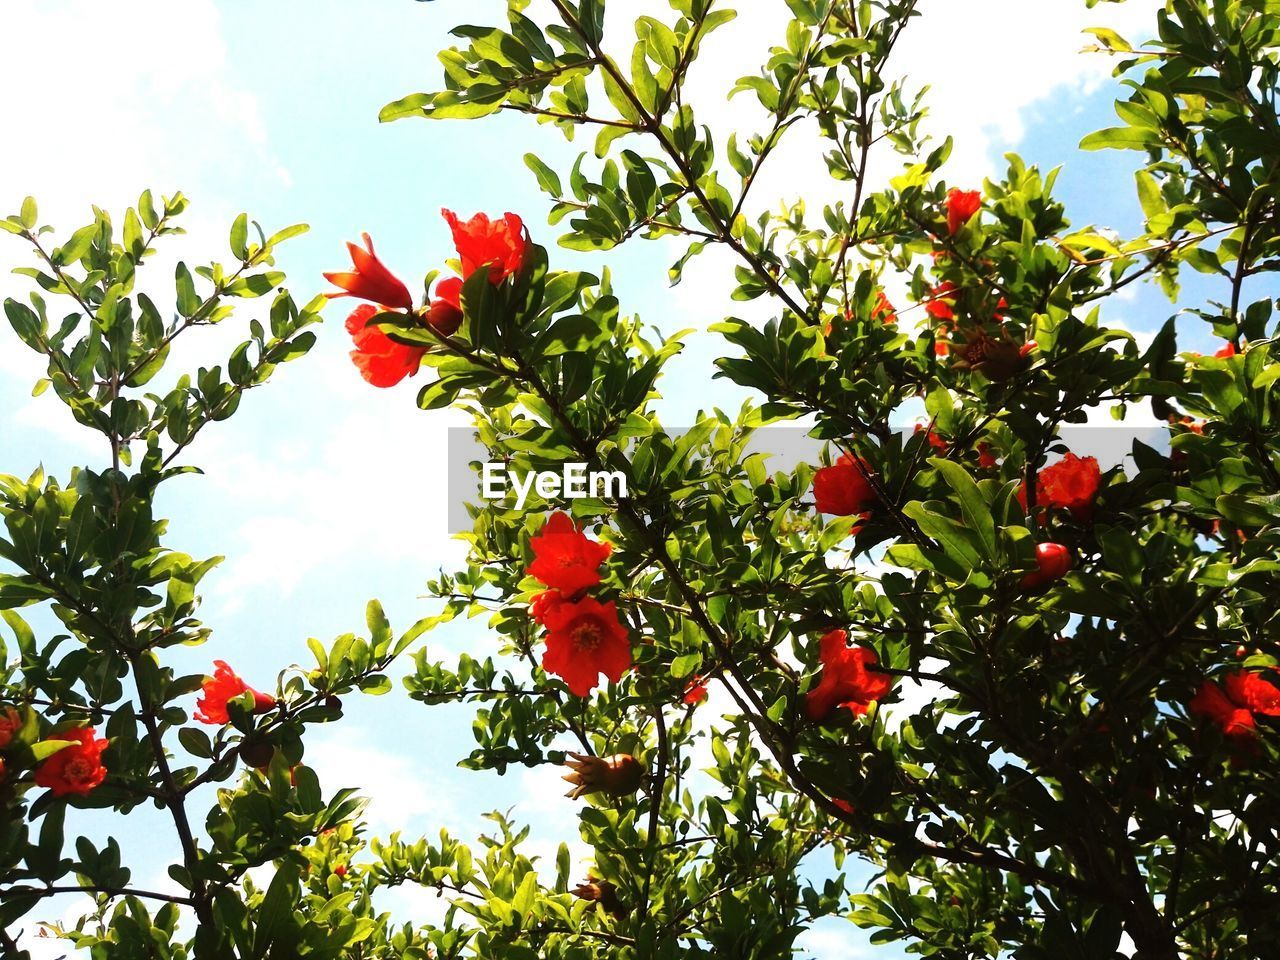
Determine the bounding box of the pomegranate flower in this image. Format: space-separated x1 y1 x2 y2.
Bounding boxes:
1188 671 1280 740
34 727 108 797
323 233 414 311
925 281 958 322
805 629 892 721
195 661 277 726
683 675 709 706
872 291 897 325
914 424 949 453
443 209 528 284
1037 453 1101 519
0 704 21 749
345 304 428 388
530 589 566 625
541 597 632 697
812 453 877 517
946 188 982 235
528 512 612 594
1224 670 1280 716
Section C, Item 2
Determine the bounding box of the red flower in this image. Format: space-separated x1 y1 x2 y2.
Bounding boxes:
0 704 20 749
345 304 428 388
977 442 998 470
323 233 414 311
683 676 709 706
946 188 982 235
530 589 566 625
34 727 108 797
195 661 277 726
1223 670 1280 716
825 291 896 337
812 454 877 517
1214 341 1237 359
832 798 855 815
443 209 528 284
1020 543 1073 590
914 424 948 453
872 291 897 325
541 597 632 697
426 276 464 336
528 512 612 594
1189 679 1258 740
925 281 958 322
805 629 892 721
1037 453 1101 518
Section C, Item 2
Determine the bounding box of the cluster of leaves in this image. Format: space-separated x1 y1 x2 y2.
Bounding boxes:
0 196 430 956
2 0 1278 958
363 1 1280 959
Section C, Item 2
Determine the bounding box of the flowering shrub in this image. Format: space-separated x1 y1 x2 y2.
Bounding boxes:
0 194 420 955
2 1 1280 959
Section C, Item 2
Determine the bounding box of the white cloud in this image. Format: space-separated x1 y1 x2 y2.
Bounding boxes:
795 918 875 960
515 763 594 885
197 397 470 616
0 0 282 224
895 0 1161 183
681 0 1161 191
305 724 458 833
10 391 103 455
0 0 286 448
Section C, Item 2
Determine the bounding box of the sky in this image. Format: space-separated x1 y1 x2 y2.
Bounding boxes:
0 0 1214 956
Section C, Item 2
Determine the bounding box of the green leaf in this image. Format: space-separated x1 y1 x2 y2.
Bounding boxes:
670 653 701 678
931 458 997 562
175 263 199 318
1216 493 1280 528
19 196 37 229
524 154 563 197
29 739 76 761
1079 126 1163 152
1083 26 1132 52
902 502 982 571
251 862 300 958
230 213 250 260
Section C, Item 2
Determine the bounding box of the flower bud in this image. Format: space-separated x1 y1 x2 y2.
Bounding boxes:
425 279 464 336
572 876 625 916
0 705 21 750
238 740 275 770
562 752 644 800
1021 543 1073 590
